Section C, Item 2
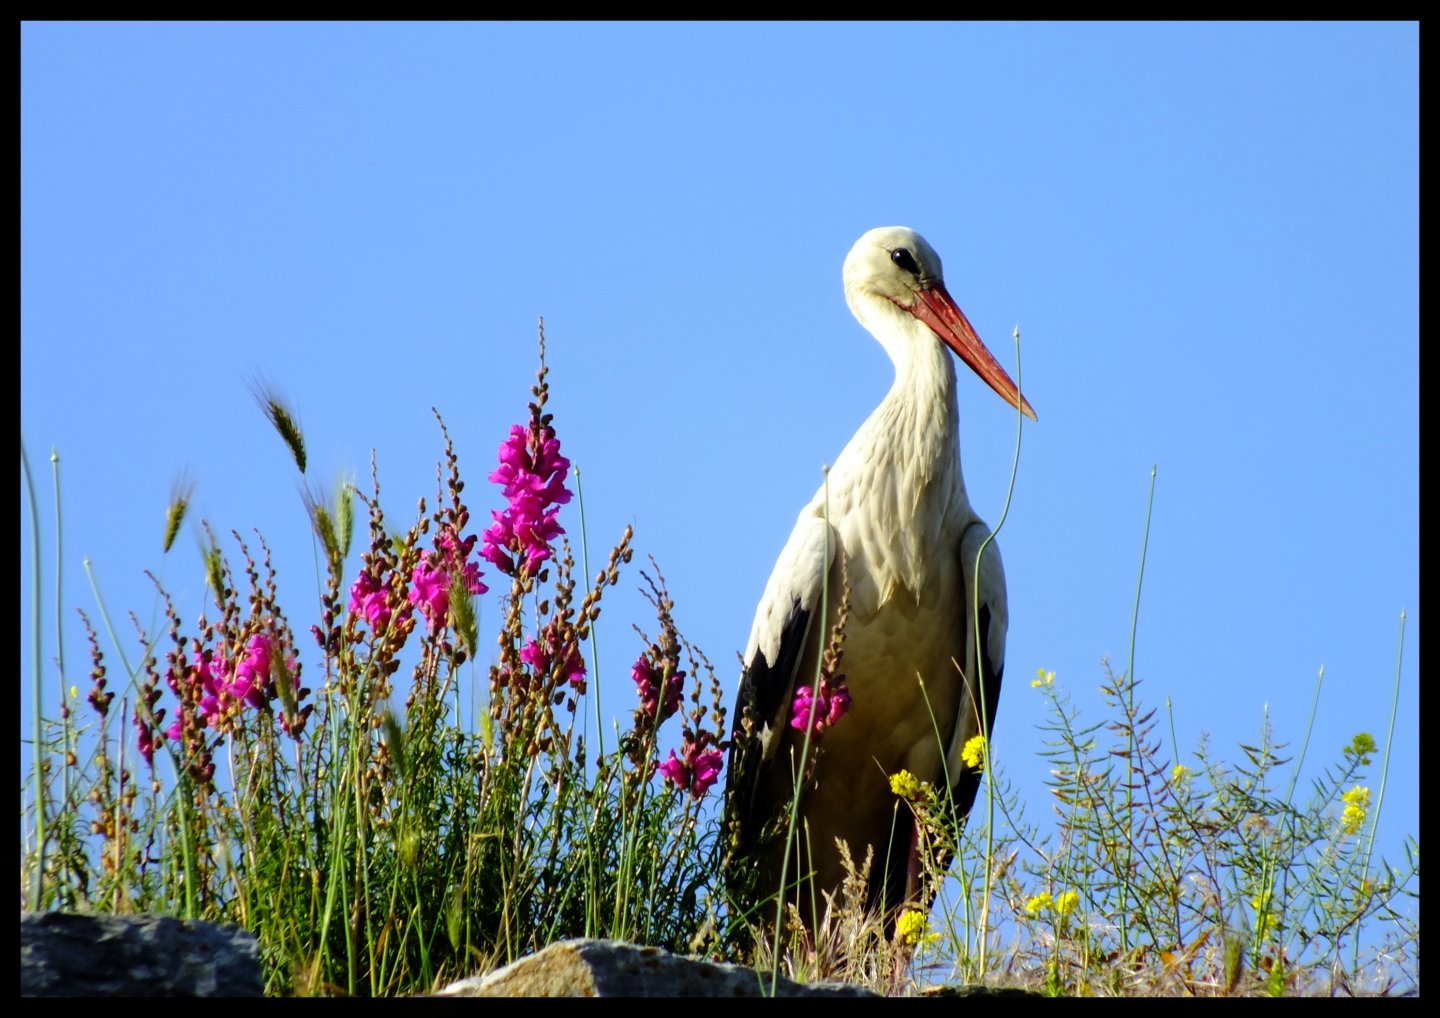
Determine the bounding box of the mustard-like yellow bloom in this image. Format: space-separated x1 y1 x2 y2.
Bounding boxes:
961 734 987 770
1025 891 1053 917
1251 890 1276 940
1341 785 1371 836
889 769 923 801
1031 668 1056 688
1171 764 1193 785
896 908 935 946
1346 732 1377 760
1055 890 1080 916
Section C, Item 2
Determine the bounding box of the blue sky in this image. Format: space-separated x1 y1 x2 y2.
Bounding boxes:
22 23 1417 910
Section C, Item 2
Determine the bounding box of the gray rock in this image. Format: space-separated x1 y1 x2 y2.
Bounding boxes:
20 912 263 997
436 938 878 997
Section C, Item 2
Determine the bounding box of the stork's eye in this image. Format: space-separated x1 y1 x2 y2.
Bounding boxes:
890 248 921 277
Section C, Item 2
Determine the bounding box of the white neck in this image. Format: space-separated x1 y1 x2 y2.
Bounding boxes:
822 291 973 607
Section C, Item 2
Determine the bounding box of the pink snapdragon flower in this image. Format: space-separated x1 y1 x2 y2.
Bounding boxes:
789 679 852 736
162 632 305 739
164 649 224 741
657 730 725 800
227 632 277 710
135 708 157 767
632 654 685 724
481 423 572 576
410 530 488 633
349 569 409 632
521 623 587 692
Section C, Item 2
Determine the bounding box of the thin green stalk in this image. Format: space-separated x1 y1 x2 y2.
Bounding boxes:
1253 664 1328 965
573 466 604 761
1115 463 1157 953
1283 666 1326 807
22 437 46 912
50 450 75 895
1352 609 1405 970
1364 610 1405 875
967 325 1029 976
769 464 831 995
316 679 347 983
571 464 611 940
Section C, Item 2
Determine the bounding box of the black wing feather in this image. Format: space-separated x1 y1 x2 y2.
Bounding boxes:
726 598 811 849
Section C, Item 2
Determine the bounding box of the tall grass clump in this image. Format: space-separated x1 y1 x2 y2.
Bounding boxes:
20 325 729 995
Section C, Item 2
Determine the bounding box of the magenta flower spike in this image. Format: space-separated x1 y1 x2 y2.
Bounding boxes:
481 420 572 578
409 528 488 633
521 623 587 693
135 710 156 766
349 570 402 631
656 730 726 800
789 678 852 736
631 655 684 724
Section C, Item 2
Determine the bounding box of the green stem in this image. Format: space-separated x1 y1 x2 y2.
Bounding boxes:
1117 463 1157 953
1352 609 1405 972
967 325 1029 976
770 464 832 995
50 449 77 906
22 437 46 912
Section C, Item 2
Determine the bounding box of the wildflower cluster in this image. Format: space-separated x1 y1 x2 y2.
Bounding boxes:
787 576 852 742
961 733 987 771
349 567 408 633
411 529 488 633
166 631 298 734
628 570 728 802
1345 731 1377 765
126 531 314 793
656 729 725 800
481 421 572 578
522 618 587 693
1341 785 1371 836
1025 889 1080 918
632 654 684 725
1251 888 1278 940
790 675 852 735
889 768 925 802
896 908 940 947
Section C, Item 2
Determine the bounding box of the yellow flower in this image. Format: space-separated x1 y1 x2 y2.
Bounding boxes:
896 909 938 946
1254 912 1275 940
1031 669 1055 688
961 734 987 771
1341 786 1370 836
1171 764 1193 785
889 769 923 801
1025 891 1053 917
1251 890 1276 940
1055 890 1080 916
69 685 79 700
1346 733 1377 765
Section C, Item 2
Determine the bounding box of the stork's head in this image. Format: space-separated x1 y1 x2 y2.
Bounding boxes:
843 226 1037 421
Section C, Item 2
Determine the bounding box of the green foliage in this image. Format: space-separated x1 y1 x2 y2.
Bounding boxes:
902 660 1419 996
20 341 728 995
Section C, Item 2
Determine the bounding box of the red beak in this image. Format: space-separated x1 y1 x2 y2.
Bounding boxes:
907 284 1037 421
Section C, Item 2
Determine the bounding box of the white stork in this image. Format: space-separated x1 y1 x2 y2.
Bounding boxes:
725 226 1036 932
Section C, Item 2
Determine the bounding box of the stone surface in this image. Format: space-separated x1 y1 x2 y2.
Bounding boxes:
435 938 878 997
20 911 263 997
